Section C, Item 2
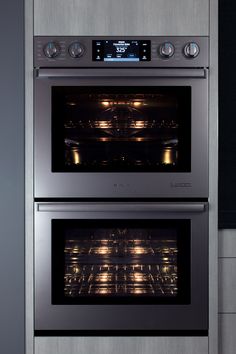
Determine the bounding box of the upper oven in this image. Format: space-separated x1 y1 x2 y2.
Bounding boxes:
34 36 209 198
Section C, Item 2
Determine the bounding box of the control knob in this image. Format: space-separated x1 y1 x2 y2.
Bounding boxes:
159 42 175 58
184 42 200 58
43 42 61 58
68 42 85 58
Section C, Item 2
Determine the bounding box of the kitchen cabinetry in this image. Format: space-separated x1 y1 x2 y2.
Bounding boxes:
34 0 209 36
219 315 236 354
27 1 217 354
35 337 208 354
219 230 236 354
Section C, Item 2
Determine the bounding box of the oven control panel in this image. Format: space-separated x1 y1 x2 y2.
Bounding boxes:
34 36 208 68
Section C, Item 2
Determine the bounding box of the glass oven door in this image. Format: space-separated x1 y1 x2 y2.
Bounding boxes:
34 69 208 198
51 86 190 173
35 202 208 333
53 219 190 305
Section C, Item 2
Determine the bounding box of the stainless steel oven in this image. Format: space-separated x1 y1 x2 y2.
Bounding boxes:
34 36 209 198
34 202 208 332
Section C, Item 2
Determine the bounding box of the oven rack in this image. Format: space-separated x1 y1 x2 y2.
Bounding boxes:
64 263 178 297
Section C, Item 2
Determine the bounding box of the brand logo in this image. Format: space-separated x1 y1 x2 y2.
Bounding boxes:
113 183 130 188
171 182 192 188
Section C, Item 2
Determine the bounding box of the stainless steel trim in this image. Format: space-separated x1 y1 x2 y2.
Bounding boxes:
36 68 207 79
37 202 206 213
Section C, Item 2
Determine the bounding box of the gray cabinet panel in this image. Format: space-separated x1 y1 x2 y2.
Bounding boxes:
34 0 209 36
219 230 236 257
0 1 25 354
219 314 236 354
35 337 208 354
219 258 236 313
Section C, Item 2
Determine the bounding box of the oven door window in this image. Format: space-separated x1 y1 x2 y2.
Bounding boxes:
52 219 190 305
51 87 191 172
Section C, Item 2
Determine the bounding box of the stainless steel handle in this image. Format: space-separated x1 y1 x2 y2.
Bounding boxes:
37 202 206 213
35 68 207 79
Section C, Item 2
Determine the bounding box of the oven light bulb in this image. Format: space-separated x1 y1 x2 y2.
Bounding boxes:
133 101 142 107
101 101 110 106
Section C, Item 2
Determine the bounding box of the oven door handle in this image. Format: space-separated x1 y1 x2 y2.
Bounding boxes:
35 68 207 79
36 203 207 213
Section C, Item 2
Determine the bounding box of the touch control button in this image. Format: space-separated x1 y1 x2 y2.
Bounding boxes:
184 42 200 58
159 42 175 58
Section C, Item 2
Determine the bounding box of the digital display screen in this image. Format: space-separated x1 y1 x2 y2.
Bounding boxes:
93 40 151 62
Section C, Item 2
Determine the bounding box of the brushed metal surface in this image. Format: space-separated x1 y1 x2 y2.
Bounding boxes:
219 314 236 354
208 0 218 352
36 68 207 78
219 230 236 258
34 0 209 36
37 202 206 213
219 258 236 313
35 336 208 354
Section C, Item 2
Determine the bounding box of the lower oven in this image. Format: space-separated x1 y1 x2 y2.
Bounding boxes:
34 202 208 333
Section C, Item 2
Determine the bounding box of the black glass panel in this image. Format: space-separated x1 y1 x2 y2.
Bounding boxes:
219 0 236 227
52 220 190 305
52 87 191 172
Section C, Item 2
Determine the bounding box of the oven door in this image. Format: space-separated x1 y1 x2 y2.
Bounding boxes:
34 68 208 198
34 202 208 332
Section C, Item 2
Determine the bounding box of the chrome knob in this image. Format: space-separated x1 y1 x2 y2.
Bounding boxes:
68 42 85 58
43 42 61 58
184 42 200 58
159 42 175 58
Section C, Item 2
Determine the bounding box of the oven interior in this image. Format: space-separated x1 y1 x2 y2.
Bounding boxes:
52 87 191 172
52 219 191 305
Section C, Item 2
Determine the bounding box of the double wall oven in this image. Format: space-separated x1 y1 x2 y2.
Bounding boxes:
34 36 209 334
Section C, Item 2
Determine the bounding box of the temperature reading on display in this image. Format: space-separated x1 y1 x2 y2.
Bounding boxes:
93 40 151 62
116 41 129 53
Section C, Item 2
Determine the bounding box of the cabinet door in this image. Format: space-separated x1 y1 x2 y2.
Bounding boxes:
219 230 236 258
219 258 236 313
219 314 236 354
34 0 209 36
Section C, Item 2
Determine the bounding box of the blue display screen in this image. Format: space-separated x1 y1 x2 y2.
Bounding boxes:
93 40 151 62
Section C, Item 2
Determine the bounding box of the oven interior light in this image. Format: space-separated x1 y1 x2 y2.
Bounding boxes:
134 121 145 128
162 148 173 165
132 246 147 254
69 148 81 165
96 121 110 128
67 102 77 106
133 101 142 107
133 272 145 282
101 101 110 107
95 246 110 254
101 100 143 107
